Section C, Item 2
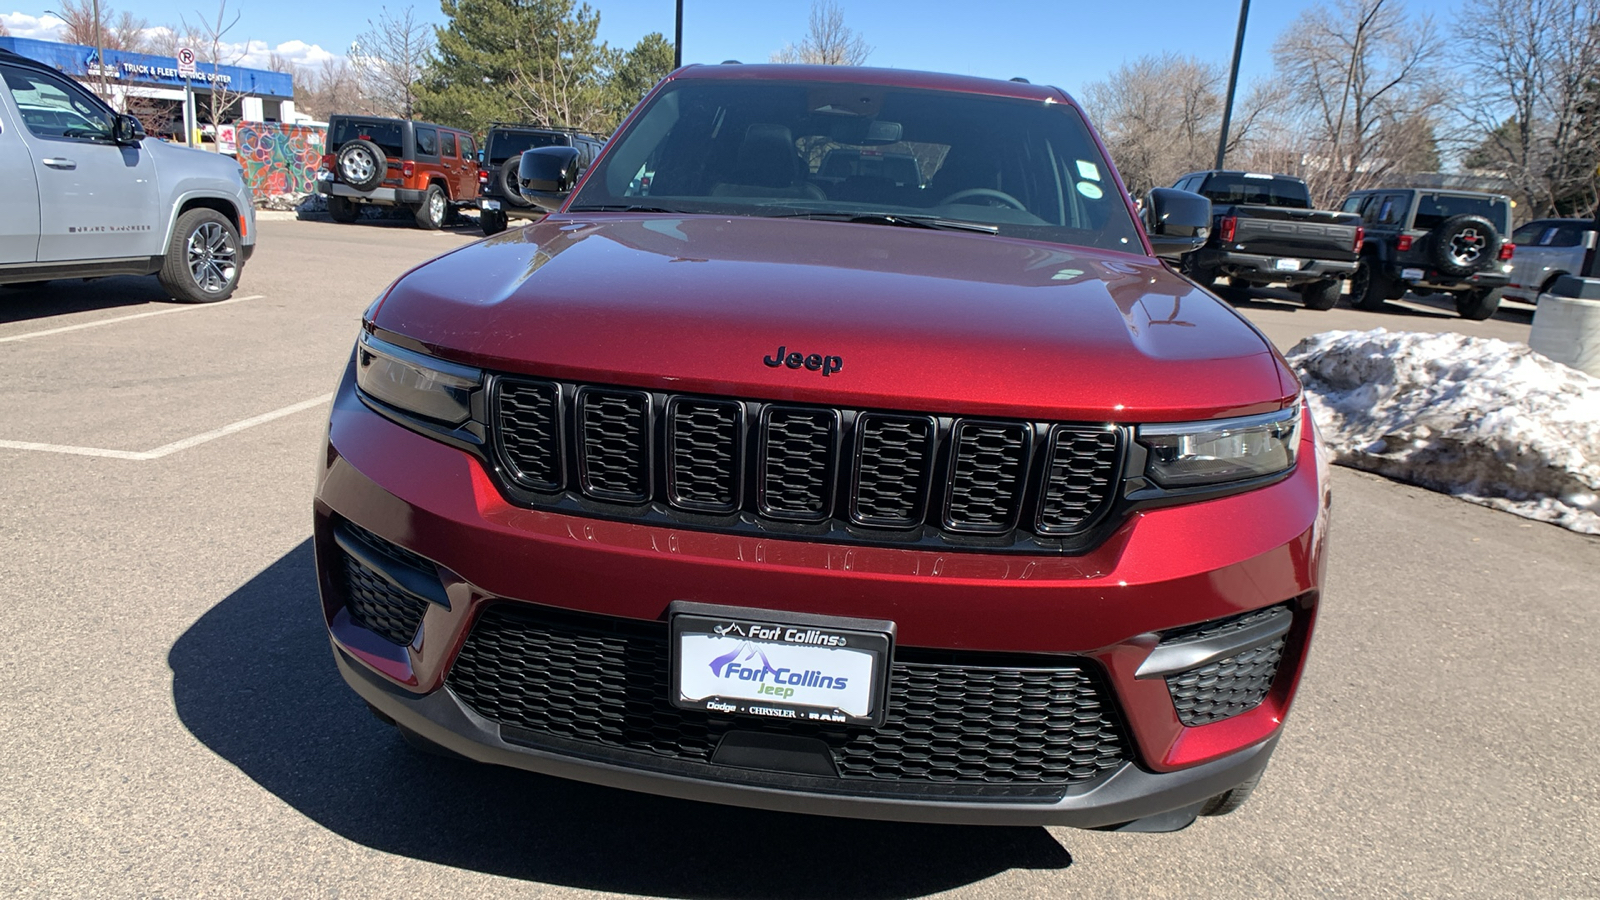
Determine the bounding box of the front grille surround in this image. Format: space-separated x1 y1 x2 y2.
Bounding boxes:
446 602 1130 791
488 374 1128 552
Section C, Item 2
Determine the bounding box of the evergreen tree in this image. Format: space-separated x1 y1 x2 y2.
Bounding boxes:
417 0 670 135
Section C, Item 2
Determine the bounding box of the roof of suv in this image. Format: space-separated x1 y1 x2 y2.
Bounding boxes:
328 113 470 134
668 63 1072 105
1348 186 1510 200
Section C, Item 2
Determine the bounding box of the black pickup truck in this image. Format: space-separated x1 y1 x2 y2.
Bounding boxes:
1170 170 1363 310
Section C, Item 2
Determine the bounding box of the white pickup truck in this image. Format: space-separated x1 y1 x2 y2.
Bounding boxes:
0 47 255 302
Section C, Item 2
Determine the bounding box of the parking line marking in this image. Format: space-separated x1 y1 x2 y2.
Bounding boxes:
0 393 331 460
0 294 264 344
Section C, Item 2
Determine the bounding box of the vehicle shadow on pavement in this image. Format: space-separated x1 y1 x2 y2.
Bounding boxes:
0 276 173 324
168 541 1075 898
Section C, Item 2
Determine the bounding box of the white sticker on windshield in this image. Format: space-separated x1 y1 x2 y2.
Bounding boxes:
1076 160 1101 181
1076 181 1104 200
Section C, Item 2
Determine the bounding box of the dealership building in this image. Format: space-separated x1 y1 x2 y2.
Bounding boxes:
0 35 298 137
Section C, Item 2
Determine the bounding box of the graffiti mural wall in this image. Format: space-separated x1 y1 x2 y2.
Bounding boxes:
236 122 326 198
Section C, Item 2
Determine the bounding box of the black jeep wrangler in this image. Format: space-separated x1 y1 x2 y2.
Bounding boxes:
477 124 605 235
1340 188 1514 320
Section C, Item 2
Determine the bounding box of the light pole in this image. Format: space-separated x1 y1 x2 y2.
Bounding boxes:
674 0 683 69
1214 0 1250 170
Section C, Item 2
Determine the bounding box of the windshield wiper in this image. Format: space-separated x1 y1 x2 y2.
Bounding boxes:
565 204 682 213
770 212 999 234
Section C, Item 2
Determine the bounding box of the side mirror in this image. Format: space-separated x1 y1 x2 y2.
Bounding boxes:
113 113 146 145
1143 187 1211 262
518 146 581 212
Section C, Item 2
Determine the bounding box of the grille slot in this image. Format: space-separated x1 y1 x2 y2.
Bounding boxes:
851 414 935 527
446 603 1128 788
667 398 741 513
497 380 563 491
759 407 838 521
944 421 1031 533
1036 426 1120 534
577 388 651 502
1162 607 1289 726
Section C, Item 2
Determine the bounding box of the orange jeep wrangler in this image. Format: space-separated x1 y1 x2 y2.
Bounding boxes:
317 114 478 229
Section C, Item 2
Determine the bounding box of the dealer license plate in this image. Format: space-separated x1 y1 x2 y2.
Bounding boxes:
1274 258 1302 271
480 199 501 211
1401 267 1425 280
670 602 893 727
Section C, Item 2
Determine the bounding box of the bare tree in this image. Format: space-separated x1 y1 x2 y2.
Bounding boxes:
351 6 434 118
1083 53 1229 196
110 10 148 53
771 1 871 65
1271 0 1443 208
183 0 248 135
294 57 365 121
1453 0 1600 217
0 18 9 36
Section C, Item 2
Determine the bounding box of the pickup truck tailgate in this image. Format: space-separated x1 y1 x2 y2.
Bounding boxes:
1225 206 1360 262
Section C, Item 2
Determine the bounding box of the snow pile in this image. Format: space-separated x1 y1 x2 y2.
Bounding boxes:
1285 329 1600 534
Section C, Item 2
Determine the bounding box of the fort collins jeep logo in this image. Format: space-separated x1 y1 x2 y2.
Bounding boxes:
763 345 843 376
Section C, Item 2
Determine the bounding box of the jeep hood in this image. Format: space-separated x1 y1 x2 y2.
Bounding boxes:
373 214 1294 422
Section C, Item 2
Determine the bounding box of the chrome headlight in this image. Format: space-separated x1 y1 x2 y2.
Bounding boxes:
356 332 481 425
1137 402 1302 488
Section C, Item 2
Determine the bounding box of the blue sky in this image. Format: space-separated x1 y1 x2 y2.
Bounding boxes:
3 0 1460 97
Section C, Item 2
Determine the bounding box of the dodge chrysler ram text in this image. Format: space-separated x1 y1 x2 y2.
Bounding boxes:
314 64 1330 832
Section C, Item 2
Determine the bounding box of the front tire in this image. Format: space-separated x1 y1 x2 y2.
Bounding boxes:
327 195 359 224
480 208 508 235
1199 773 1260 817
414 185 447 230
1456 287 1502 321
1298 278 1341 311
158 208 242 303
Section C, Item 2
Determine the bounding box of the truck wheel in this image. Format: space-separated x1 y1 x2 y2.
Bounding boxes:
327 195 359 224
1351 257 1392 311
1181 256 1218 291
158 208 242 303
1298 279 1341 311
499 160 534 208
414 185 447 230
480 208 508 235
1456 287 1502 321
1199 774 1260 817
336 139 387 191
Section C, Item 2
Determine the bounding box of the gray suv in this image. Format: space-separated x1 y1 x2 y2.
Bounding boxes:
0 48 255 303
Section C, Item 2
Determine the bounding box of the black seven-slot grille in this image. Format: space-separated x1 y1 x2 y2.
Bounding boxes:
446 602 1128 793
490 376 1123 548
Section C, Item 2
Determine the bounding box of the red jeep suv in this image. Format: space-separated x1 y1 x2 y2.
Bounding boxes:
314 64 1329 832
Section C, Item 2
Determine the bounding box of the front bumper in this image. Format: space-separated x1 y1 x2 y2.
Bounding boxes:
1195 249 1358 284
314 364 1329 826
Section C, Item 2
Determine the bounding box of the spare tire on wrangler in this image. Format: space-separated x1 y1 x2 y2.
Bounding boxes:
336 139 387 192
498 159 533 207
1427 214 1501 278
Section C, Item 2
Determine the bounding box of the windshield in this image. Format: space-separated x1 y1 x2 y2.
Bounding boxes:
569 78 1143 254
1195 174 1311 209
488 131 569 165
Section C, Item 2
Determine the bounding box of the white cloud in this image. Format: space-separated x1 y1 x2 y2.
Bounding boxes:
1 12 67 41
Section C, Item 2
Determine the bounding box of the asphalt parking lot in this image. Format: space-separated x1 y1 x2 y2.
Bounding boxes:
1 217 1596 898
